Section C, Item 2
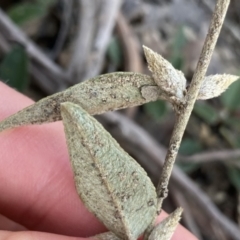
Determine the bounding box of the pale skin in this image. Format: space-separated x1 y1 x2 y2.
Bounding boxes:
0 82 197 240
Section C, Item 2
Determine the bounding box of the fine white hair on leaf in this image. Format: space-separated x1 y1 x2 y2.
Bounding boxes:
61 102 157 240
197 74 239 100
143 46 186 101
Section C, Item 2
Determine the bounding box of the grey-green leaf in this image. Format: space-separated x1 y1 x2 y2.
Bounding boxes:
143 46 186 101
220 78 240 110
148 208 183 240
0 72 162 133
61 102 157 240
197 74 239 100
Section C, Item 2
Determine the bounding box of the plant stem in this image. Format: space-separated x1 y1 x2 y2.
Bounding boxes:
156 0 230 213
157 0 230 211
144 0 230 238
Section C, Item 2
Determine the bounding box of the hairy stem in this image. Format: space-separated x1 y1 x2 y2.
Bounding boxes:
157 0 230 212
144 0 230 238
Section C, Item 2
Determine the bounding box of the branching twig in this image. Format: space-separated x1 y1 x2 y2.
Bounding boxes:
83 0 122 81
116 12 143 73
50 0 73 60
0 8 70 93
0 30 62 93
0 2 237 239
156 0 230 211
143 1 230 238
67 0 96 82
68 0 121 83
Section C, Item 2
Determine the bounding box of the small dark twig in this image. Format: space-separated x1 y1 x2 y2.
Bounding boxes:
68 0 121 83
67 0 96 82
0 8 70 93
83 0 122 81
50 0 73 60
116 12 143 73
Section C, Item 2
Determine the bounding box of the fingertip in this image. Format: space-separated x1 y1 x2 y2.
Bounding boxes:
0 230 89 240
0 83 105 236
0 82 34 120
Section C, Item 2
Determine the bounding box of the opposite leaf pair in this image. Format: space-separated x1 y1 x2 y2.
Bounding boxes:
0 47 238 133
61 102 182 240
143 46 239 104
0 46 238 239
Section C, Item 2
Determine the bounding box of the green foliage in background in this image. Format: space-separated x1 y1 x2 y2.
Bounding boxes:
143 100 167 121
228 166 240 192
194 102 219 125
0 45 29 92
7 0 56 25
221 76 240 111
170 26 186 70
177 138 202 174
107 36 123 69
179 138 203 155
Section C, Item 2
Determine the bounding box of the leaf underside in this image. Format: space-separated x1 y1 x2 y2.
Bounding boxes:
143 45 186 100
0 72 159 133
197 74 239 100
148 208 183 240
61 102 157 240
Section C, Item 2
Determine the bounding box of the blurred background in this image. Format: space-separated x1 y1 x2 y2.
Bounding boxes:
0 0 240 239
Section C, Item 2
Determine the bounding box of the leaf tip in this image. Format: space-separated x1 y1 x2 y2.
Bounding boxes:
60 101 72 109
60 102 82 126
198 74 240 100
142 45 186 102
142 45 163 68
148 207 183 240
60 101 83 117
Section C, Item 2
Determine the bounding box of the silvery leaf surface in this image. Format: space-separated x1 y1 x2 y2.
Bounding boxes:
197 74 239 100
148 208 182 240
0 72 161 133
61 102 157 240
143 46 186 101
